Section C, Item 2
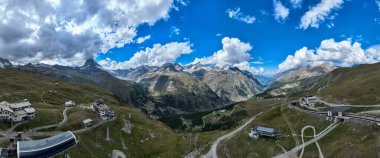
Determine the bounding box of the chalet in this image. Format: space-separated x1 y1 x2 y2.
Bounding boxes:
92 99 114 120
0 100 35 122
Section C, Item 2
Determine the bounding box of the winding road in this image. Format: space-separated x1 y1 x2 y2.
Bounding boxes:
274 121 341 158
299 126 323 158
202 112 263 158
31 107 72 131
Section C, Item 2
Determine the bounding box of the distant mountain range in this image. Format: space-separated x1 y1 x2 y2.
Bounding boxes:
5 59 263 117
258 64 336 98
273 64 335 83
2 57 380 117
112 63 264 102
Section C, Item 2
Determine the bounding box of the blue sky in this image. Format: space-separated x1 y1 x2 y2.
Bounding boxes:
95 0 380 74
0 0 379 75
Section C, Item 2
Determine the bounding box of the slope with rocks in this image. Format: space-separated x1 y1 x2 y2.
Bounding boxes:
185 64 264 102
0 68 194 157
317 62 380 104
114 63 227 114
260 65 335 98
273 64 335 83
260 62 380 105
14 59 154 113
115 63 264 104
0 58 12 68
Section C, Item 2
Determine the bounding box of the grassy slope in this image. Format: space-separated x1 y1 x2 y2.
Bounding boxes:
318 63 380 105
0 69 196 157
306 123 380 157
217 103 332 158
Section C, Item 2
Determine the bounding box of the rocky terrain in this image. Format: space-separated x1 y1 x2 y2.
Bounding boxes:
114 63 264 103
0 58 12 68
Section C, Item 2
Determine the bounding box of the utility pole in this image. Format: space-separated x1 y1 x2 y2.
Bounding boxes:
106 119 110 141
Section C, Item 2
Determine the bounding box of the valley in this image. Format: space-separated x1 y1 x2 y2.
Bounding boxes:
0 61 379 158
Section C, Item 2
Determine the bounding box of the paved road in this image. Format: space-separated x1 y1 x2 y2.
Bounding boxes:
31 107 72 131
274 122 341 158
299 126 323 158
317 98 380 108
202 112 263 158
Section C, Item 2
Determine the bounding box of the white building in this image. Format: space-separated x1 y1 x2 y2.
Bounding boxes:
92 99 114 120
0 100 36 122
82 118 94 127
64 100 76 107
305 96 318 107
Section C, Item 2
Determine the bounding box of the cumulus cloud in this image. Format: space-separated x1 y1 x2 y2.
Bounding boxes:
192 37 264 75
290 0 303 8
99 42 193 70
299 0 343 29
226 8 256 24
0 0 175 65
136 35 151 44
273 0 290 22
278 39 380 72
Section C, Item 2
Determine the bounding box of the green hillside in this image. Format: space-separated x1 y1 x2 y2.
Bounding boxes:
318 63 380 104
0 69 204 157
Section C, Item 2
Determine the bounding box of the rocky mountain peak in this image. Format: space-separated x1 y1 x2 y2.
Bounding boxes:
82 59 102 70
0 57 12 68
158 63 183 72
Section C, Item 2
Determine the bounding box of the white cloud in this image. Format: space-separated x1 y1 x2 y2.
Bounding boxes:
226 8 256 24
170 26 180 36
173 0 189 11
251 61 264 64
376 0 380 11
136 35 151 44
0 0 175 65
193 37 252 67
99 42 193 70
290 0 303 8
192 37 264 75
278 39 380 72
299 0 343 29
273 0 290 22
233 61 265 75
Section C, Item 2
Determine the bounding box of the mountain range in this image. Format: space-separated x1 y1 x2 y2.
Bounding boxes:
6 57 379 117
113 63 264 102
6 59 264 118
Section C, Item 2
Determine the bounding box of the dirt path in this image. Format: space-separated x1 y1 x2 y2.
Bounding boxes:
318 98 380 107
202 112 263 158
282 105 300 145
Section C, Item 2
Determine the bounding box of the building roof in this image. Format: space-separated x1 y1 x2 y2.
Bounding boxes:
14 110 27 116
329 106 350 113
0 104 13 113
65 100 75 104
82 119 93 124
0 101 9 105
256 126 275 133
17 131 77 158
24 108 35 114
9 101 31 109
